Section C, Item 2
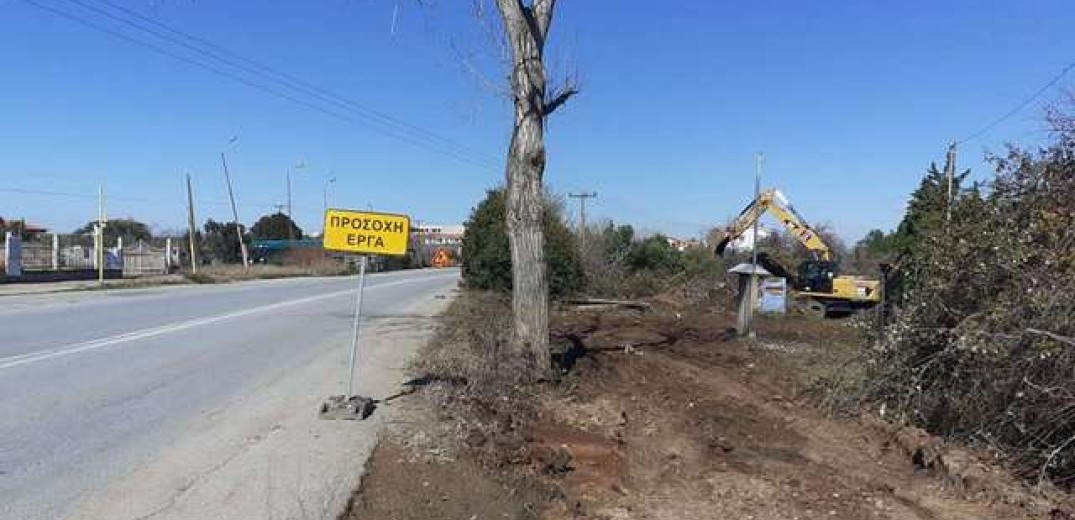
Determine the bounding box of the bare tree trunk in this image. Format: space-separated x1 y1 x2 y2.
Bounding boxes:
495 0 574 377
506 100 549 374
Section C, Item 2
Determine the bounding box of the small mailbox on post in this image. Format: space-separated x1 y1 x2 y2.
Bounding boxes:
728 262 772 337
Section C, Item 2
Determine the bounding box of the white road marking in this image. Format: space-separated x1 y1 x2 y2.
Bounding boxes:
0 275 452 371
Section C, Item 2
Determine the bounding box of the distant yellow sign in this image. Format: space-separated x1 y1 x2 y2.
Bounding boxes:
323 209 410 256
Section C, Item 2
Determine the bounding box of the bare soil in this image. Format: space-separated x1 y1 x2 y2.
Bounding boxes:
343 438 550 520
344 306 1075 520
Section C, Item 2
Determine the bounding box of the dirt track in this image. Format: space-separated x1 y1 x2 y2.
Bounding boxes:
345 309 1074 520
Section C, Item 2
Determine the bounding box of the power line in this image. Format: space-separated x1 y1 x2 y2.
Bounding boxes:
22 0 500 171
0 187 100 201
87 0 492 163
75 0 496 166
589 196 714 234
957 59 1075 144
0 186 270 212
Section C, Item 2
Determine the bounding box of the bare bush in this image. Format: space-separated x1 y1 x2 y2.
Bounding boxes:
412 290 537 464
578 221 630 297
579 221 727 304
864 118 1075 486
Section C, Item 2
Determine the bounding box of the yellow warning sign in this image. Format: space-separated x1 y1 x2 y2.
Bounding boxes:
322 209 411 256
431 248 453 268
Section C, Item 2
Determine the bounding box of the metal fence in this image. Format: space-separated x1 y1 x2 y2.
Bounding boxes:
20 240 53 270
61 245 95 270
122 245 169 276
3 233 173 277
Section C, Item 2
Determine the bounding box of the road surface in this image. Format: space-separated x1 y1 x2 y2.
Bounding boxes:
0 270 458 520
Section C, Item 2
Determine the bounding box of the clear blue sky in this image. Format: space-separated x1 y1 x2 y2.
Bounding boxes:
2 0 1073 241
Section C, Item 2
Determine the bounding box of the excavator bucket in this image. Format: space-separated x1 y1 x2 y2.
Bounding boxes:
713 230 732 256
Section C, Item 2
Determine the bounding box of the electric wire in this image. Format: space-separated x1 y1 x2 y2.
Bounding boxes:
88 0 489 161
1 186 271 212
957 59 1075 144
22 0 499 171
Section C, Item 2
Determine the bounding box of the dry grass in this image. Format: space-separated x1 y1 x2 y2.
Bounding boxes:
411 290 541 466
185 261 351 284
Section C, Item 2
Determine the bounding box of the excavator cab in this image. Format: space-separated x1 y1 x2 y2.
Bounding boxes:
796 260 836 294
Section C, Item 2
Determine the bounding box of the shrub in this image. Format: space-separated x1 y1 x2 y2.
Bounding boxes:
627 234 683 273
578 222 633 297
864 116 1075 486
460 188 583 299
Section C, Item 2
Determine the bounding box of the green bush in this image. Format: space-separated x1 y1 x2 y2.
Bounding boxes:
627 234 683 274
460 189 583 299
680 245 724 278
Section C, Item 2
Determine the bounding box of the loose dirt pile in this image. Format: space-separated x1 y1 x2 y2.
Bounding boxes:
344 306 1075 520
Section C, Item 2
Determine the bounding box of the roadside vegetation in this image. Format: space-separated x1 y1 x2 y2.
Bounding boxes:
344 103 1075 519
183 261 352 284
459 188 727 306
848 107 1075 486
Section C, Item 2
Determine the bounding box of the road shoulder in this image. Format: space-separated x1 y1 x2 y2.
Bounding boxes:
65 285 453 520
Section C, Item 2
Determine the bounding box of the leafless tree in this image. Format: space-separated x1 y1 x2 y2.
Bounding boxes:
492 0 577 376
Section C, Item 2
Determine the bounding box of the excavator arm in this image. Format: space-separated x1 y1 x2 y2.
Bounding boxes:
713 189 832 261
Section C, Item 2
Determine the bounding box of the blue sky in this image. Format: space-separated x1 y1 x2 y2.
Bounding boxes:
2 0 1073 241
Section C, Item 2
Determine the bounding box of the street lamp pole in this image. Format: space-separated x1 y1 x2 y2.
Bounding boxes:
748 152 763 338
287 162 306 217
323 177 336 217
286 162 305 243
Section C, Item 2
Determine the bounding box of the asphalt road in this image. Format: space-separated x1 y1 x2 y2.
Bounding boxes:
0 270 458 520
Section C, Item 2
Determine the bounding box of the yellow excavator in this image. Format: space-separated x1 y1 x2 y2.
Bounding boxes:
713 189 881 316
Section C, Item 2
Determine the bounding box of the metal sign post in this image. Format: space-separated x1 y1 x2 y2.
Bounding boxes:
319 208 411 421
346 255 368 398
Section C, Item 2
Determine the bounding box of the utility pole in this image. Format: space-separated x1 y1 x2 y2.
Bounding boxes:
748 152 763 338
323 177 336 218
945 142 957 226
286 162 305 243
186 174 199 274
96 185 107 286
221 152 249 267
568 191 597 252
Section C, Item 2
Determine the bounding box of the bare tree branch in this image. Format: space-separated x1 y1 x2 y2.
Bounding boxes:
469 0 511 64
450 39 511 98
494 0 526 48
1026 327 1075 348
533 0 556 39
543 82 577 116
